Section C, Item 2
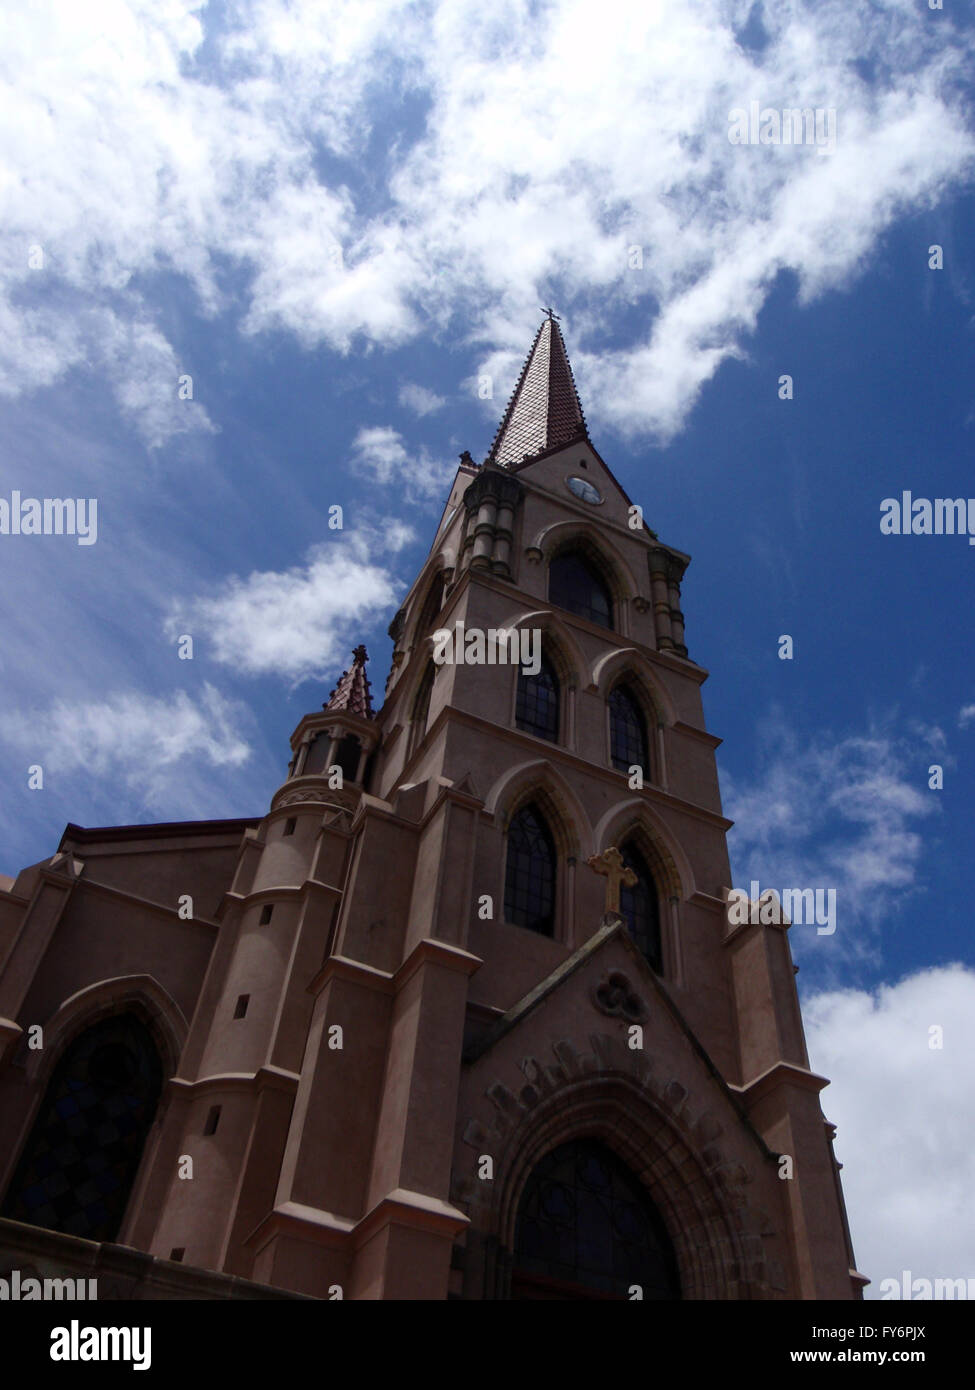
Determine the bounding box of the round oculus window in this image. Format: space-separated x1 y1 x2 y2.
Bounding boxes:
566 476 602 505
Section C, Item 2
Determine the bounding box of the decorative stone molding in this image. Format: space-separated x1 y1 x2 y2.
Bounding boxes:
460 466 524 576
45 852 84 880
458 1031 781 1300
591 970 648 1023
271 783 359 814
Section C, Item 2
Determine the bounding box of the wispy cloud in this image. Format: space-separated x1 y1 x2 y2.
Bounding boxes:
351 426 454 503
0 683 253 819
165 524 413 686
805 966 975 1296
2 1 971 445
398 382 446 417
724 715 939 970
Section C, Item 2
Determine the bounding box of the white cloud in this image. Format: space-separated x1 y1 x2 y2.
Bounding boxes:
352 426 455 503
1 0 972 445
0 682 252 815
166 525 412 685
724 719 938 968
959 704 975 729
805 967 975 1297
399 382 446 417
99 309 217 448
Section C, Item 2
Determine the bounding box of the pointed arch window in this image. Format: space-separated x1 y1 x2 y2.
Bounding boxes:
1 1014 163 1242
513 1138 680 1300
619 842 662 973
408 660 436 758
516 652 560 743
549 550 613 630
609 683 649 776
504 803 556 936
415 572 446 642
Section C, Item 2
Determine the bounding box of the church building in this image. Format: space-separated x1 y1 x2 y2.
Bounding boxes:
0 315 865 1300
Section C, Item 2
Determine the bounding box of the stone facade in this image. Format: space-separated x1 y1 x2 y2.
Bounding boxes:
0 317 865 1300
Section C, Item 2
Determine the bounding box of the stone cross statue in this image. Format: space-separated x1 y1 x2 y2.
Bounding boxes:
586 846 637 914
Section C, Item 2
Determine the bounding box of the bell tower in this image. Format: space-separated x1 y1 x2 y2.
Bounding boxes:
361 310 862 1299
132 312 863 1300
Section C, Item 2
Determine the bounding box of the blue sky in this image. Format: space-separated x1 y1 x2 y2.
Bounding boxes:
1 0 974 1294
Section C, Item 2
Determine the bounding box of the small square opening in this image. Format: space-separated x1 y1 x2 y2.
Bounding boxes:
259 905 273 925
203 1106 221 1136
283 818 297 836
233 994 249 1019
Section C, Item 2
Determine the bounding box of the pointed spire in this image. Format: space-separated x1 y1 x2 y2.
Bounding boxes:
486 311 589 467
324 645 374 719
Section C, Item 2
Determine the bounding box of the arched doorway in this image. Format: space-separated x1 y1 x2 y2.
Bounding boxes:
1 1013 163 1242
512 1137 680 1299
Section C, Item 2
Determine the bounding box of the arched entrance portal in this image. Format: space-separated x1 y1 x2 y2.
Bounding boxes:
512 1137 681 1300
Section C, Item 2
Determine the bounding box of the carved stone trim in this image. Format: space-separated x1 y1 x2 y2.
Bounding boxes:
592 971 648 1023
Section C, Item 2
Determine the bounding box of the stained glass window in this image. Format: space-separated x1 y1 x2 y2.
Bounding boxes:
1 1014 162 1242
609 684 648 775
516 654 559 742
619 842 662 973
549 551 613 629
513 1138 680 1300
504 803 556 935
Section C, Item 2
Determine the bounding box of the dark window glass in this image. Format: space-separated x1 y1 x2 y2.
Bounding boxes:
415 573 446 640
516 654 560 742
513 1138 680 1300
619 843 662 973
334 734 360 781
609 685 648 775
304 731 331 776
549 551 612 629
1 1015 162 1242
410 662 436 755
504 803 556 936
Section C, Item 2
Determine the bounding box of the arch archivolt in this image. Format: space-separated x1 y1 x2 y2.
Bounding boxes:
592 800 692 901
484 759 593 861
457 1034 778 1300
591 647 676 727
530 520 640 608
499 608 587 689
23 973 187 1090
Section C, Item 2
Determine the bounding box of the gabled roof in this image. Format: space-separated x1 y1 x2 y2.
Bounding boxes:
486 313 589 467
462 914 776 1159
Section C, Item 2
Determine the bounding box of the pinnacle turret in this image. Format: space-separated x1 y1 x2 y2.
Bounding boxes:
324 644 374 719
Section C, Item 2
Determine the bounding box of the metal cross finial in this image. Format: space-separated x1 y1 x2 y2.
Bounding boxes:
587 846 637 915
540 305 561 321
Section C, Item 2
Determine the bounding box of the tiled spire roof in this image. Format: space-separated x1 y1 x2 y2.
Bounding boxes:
324 645 374 718
486 312 589 467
